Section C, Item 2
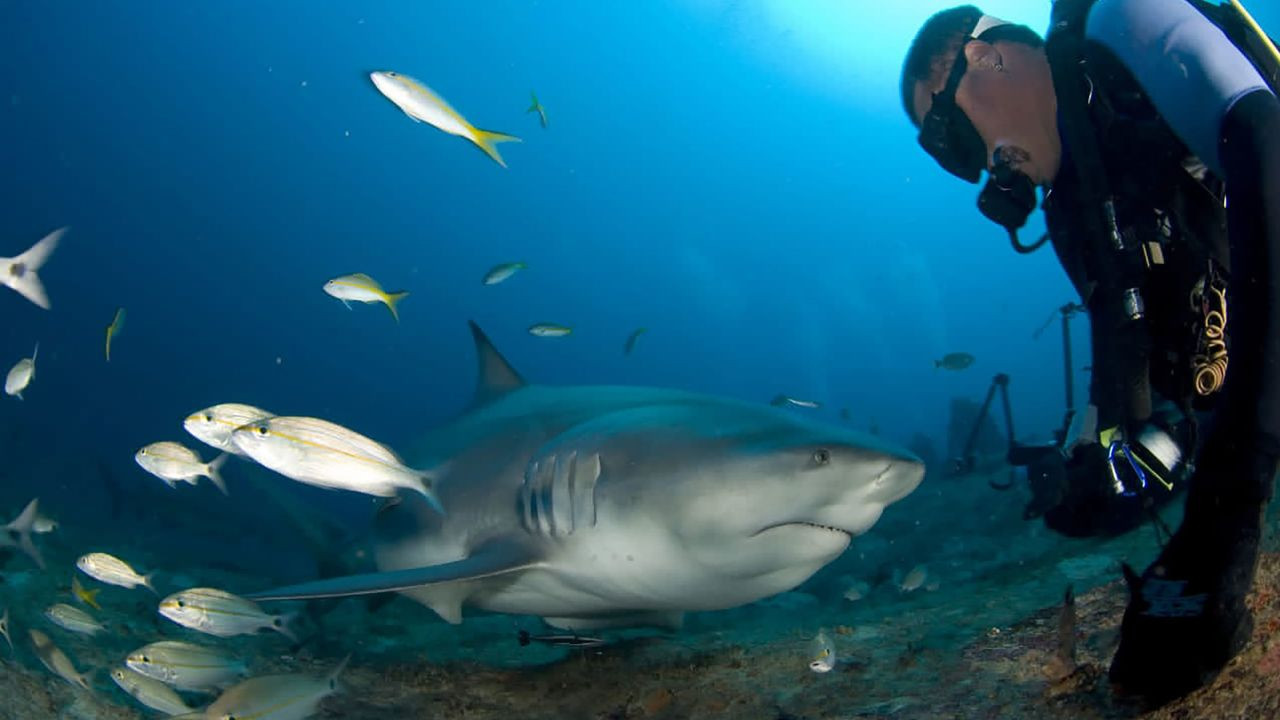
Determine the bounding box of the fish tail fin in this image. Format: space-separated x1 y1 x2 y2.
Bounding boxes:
527 92 539 113
934 360 941 370
31 342 38 365
412 469 446 516
6 228 65 310
8 498 45 569
206 453 230 495
326 653 352 691
470 127 521 168
143 574 160 596
272 612 300 642
383 291 409 323
84 588 101 611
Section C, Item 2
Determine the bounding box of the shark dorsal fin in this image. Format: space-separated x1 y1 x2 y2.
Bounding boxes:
469 321 525 405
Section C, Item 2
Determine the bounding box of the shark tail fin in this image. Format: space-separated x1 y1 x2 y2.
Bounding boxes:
7 498 45 569
382 291 409 323
470 127 521 168
206 453 229 495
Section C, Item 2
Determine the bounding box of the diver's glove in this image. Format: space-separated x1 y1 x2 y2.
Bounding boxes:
1108 441 1275 705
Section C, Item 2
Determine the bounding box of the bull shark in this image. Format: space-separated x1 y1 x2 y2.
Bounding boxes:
249 322 925 630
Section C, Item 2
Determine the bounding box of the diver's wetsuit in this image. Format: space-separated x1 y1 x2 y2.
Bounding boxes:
1043 0 1280 701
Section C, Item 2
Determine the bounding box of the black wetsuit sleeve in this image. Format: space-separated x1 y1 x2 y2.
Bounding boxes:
1218 89 1280 476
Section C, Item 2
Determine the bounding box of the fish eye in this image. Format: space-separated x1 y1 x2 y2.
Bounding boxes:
812 449 831 466
139 449 148 456
256 426 269 436
141 655 150 663
204 413 214 422
176 600 185 608
387 71 397 77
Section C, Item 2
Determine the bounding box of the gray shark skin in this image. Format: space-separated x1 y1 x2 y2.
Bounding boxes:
249 322 925 631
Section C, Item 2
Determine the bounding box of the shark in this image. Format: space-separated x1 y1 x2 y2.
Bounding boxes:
249 322 925 630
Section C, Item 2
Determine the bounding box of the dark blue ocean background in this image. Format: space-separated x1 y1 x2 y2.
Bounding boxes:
1 0 1277 618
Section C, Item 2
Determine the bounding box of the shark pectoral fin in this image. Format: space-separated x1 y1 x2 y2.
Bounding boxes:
246 538 541 602
543 611 685 632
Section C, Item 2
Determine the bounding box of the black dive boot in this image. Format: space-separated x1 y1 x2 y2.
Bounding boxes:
1107 451 1273 705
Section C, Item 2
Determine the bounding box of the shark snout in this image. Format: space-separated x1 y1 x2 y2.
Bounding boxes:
869 458 925 504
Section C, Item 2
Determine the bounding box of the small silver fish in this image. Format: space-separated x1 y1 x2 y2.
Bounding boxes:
934 352 975 371
76 552 156 593
528 323 572 337
624 327 647 356
0 608 12 654
184 403 274 455
771 394 821 409
204 656 348 720
44 603 104 636
4 343 38 400
135 441 229 495
111 667 195 716
159 587 296 641
842 580 870 602
900 564 929 593
809 629 837 673
230 416 442 511
127 640 248 691
482 261 527 285
29 629 91 689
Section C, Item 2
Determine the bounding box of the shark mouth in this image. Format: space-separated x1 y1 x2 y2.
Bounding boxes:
754 522 851 537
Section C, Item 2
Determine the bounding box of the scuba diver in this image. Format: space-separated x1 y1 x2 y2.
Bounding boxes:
901 0 1280 706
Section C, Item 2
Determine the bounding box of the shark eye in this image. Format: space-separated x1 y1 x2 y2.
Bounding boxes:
812 449 831 466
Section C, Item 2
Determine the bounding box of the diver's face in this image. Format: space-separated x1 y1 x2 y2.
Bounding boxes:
913 39 1062 186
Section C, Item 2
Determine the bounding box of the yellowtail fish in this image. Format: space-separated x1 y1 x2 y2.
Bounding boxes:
111 667 195 716
482 261 527 285
527 91 548 128
135 441 229 495
528 323 571 337
771 394 821 409
104 306 125 362
1 227 65 309
230 416 442 511
204 656 349 720
184 403 273 455
934 352 975 371
76 552 157 593
72 576 101 610
370 70 521 167
29 629 91 689
127 640 248 691
809 629 837 673
0 608 12 654
1 497 46 568
322 273 408 323
159 587 296 641
44 603 104 636
624 327 647 355
5 342 38 400
900 564 929 593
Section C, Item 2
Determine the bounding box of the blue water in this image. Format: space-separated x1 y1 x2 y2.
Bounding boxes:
1 0 1279 710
